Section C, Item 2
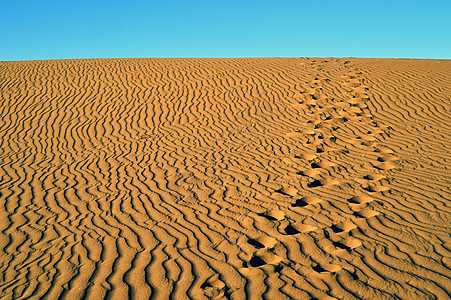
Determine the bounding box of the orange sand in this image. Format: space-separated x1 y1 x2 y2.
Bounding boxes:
0 58 450 299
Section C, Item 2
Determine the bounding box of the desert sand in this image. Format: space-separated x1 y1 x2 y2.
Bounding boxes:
0 58 450 299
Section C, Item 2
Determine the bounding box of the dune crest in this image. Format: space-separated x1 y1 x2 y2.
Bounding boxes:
0 58 450 299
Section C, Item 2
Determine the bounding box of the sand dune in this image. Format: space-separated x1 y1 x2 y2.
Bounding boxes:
0 58 450 299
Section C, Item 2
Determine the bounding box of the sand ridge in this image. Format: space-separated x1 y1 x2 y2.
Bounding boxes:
0 58 450 299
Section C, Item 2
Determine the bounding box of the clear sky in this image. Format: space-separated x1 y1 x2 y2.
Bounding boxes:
1 0 450 61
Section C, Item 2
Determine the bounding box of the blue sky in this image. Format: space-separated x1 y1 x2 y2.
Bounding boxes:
1 0 450 61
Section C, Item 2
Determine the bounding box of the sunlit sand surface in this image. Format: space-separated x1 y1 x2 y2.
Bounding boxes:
1 58 450 299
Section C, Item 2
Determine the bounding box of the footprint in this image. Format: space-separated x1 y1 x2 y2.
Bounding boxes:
344 81 361 88
297 169 321 177
332 237 362 251
348 98 367 106
353 86 369 93
314 121 333 129
294 153 318 161
313 263 342 274
360 140 377 147
306 88 321 96
275 186 298 197
310 161 336 169
367 128 384 135
247 236 277 249
348 106 363 114
316 146 329 153
374 147 394 154
328 136 338 143
347 195 373 204
363 184 390 193
201 275 227 299
358 135 377 142
329 116 349 124
292 196 323 207
353 209 380 219
246 250 283 268
303 100 318 107
330 220 357 234
376 155 397 162
372 161 396 170
283 223 318 235
307 178 339 188
350 137 377 148
355 174 386 185
362 174 386 181
258 210 285 221
357 102 369 109
305 129 323 137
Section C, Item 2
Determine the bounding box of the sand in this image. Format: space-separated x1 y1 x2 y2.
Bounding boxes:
0 58 450 299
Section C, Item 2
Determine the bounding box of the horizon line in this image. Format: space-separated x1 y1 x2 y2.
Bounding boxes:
2 56 450 63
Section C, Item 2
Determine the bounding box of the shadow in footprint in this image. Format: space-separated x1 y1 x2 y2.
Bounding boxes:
246 251 283 268
364 185 390 193
258 210 285 221
284 225 300 235
283 223 318 235
313 265 327 273
333 241 352 251
353 210 380 219
295 154 317 161
347 195 373 204
293 199 309 207
313 263 342 274
307 178 338 188
311 162 322 169
292 196 322 207
275 186 298 197
330 221 357 233
247 239 265 249
332 237 362 252
308 180 323 188
249 256 267 267
297 169 321 177
373 161 396 170
246 236 277 249
311 161 336 169
363 174 386 181
258 213 279 221
331 225 345 233
377 155 397 162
